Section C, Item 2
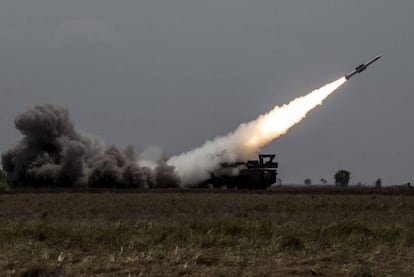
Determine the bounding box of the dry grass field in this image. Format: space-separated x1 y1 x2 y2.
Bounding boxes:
1 189 414 276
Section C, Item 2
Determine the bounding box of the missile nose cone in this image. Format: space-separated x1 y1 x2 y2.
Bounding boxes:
374 55 382 62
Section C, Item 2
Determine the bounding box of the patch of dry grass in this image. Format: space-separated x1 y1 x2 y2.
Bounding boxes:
0 192 414 276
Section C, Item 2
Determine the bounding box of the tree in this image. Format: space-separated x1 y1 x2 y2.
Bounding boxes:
304 178 312 185
334 170 350 186
375 178 382 188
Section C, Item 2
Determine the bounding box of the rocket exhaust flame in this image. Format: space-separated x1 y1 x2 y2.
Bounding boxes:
168 77 347 186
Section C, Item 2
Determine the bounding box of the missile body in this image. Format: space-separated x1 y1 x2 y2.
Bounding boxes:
345 55 382 80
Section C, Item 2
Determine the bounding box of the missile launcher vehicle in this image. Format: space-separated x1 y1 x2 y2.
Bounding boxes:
202 154 278 189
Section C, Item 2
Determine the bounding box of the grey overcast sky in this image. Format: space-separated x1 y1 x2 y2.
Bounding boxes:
0 0 413 185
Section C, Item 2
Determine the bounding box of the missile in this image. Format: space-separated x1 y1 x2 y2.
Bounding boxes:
345 55 382 80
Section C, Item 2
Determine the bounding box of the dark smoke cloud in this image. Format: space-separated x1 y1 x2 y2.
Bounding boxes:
1 104 180 188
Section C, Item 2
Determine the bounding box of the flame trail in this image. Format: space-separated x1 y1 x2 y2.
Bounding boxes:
168 77 347 186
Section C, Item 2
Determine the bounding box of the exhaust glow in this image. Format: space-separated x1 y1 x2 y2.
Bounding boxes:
168 77 347 186
246 77 347 149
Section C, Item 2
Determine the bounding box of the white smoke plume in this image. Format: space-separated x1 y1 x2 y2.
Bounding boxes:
168 77 346 186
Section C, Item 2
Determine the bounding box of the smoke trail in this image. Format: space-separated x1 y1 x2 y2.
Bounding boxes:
1 104 179 188
168 77 347 186
2 78 345 188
